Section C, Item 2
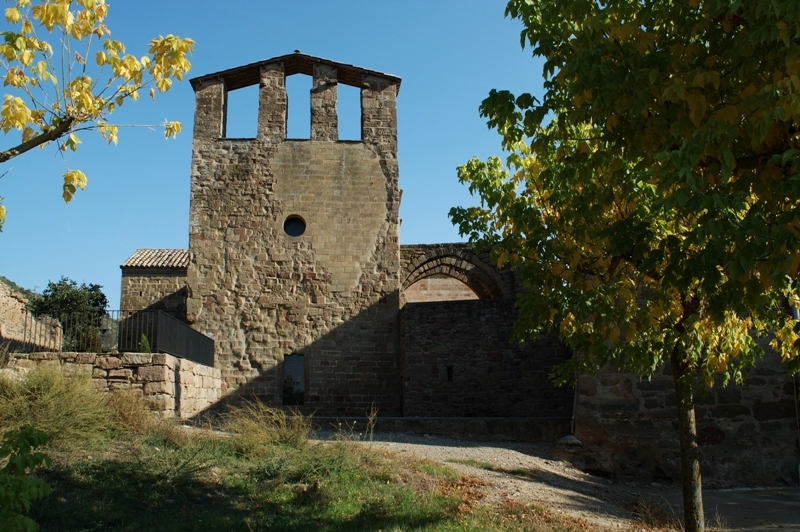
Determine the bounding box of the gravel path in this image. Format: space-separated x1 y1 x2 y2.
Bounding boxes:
348 432 800 532
353 432 665 531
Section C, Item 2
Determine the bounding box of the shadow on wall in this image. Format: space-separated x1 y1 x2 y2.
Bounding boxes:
192 296 575 424
401 298 574 419
196 293 404 418
575 350 800 487
118 290 187 353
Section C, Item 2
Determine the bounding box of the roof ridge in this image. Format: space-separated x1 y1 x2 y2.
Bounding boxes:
121 248 190 269
190 51 401 93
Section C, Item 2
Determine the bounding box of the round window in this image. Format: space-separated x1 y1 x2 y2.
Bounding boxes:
283 215 306 237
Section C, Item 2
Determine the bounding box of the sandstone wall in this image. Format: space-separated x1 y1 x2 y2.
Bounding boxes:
401 299 574 419
6 352 224 419
186 60 402 415
403 274 479 303
0 283 61 351
575 352 800 486
120 268 187 319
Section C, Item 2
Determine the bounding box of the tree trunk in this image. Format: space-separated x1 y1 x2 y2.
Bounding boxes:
671 347 704 532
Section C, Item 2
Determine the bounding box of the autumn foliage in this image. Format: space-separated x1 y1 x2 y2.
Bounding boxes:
0 0 193 228
451 1 800 530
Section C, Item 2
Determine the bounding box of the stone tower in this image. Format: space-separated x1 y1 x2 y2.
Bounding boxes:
186 53 402 415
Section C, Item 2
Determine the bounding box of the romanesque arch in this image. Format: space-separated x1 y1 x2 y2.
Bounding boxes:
400 243 514 301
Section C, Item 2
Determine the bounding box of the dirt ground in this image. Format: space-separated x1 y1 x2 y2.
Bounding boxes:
352 432 800 531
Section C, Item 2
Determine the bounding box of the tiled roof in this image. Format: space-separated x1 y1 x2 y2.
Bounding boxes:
121 249 189 269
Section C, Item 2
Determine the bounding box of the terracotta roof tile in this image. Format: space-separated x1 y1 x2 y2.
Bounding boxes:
121 249 189 269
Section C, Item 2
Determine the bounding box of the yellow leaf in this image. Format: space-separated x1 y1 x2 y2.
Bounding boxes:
156 77 171 92
686 94 707 126
609 325 620 345
62 170 87 203
0 95 31 132
19 50 33 66
709 105 739 125
5 7 21 23
65 133 81 151
163 121 181 139
497 250 509 267
606 114 619 131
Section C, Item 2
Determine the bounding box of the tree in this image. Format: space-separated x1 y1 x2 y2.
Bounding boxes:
0 0 194 230
450 1 800 530
29 276 108 350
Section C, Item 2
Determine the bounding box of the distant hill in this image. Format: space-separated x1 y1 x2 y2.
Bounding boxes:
0 275 36 301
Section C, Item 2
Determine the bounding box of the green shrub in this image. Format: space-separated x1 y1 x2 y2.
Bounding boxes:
0 427 51 532
137 334 151 354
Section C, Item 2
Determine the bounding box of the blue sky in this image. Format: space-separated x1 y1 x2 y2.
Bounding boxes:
0 1 544 308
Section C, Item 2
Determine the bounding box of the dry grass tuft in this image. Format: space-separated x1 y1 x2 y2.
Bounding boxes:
626 494 683 531
0 366 113 449
107 388 156 434
221 401 311 458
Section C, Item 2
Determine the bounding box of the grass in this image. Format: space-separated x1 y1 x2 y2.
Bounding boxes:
2 367 608 531
625 495 732 532
0 366 116 450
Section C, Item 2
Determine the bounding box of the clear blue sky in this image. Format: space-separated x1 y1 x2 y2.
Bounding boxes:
0 1 544 308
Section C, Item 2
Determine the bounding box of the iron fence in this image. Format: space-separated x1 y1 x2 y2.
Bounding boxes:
5 310 214 367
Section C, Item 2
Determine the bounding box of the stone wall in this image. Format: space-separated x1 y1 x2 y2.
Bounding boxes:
401 299 574 419
403 274 479 303
5 352 224 419
0 283 61 351
120 267 188 319
186 58 402 415
575 352 800 486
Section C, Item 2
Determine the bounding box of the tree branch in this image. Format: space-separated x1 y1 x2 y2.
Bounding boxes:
0 117 75 163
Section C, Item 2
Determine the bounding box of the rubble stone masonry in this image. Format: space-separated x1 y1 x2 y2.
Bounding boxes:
186 57 402 415
401 299 574 418
575 350 800 486
120 268 187 319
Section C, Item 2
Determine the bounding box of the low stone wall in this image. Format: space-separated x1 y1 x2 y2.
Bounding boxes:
6 352 225 419
401 299 574 419
575 351 800 487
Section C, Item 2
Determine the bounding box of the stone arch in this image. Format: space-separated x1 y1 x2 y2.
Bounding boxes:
400 243 513 301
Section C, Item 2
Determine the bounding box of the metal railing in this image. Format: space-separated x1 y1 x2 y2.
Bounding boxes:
156 312 214 367
5 310 215 367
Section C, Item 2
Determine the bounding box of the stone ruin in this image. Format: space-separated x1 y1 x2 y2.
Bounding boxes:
115 52 799 486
